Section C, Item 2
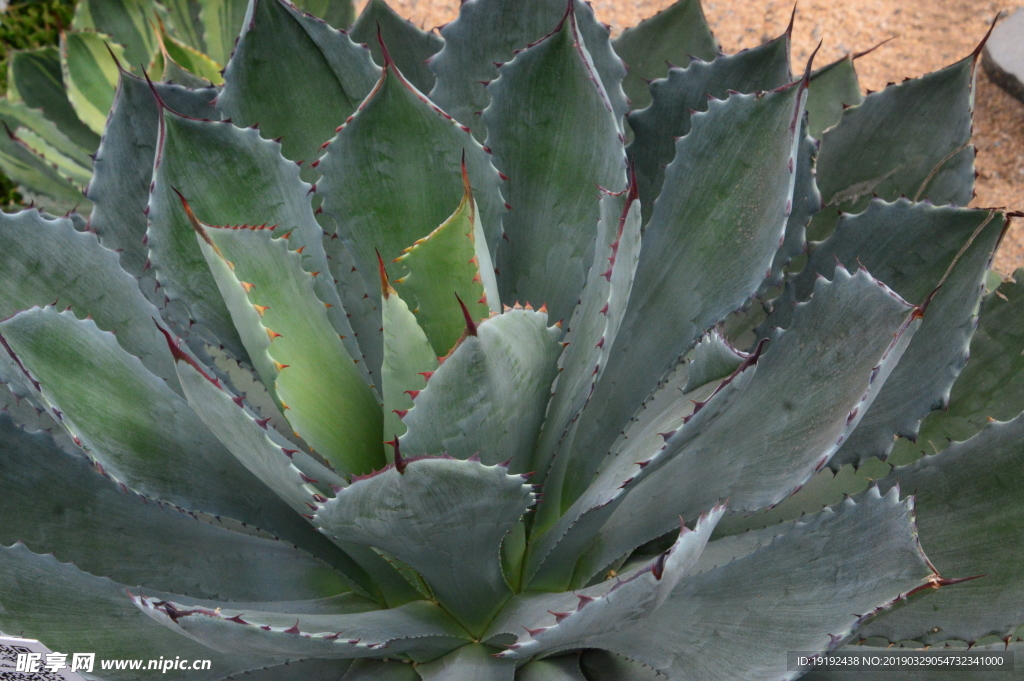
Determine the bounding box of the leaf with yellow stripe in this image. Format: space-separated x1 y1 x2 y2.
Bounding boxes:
391 165 500 356
181 195 384 477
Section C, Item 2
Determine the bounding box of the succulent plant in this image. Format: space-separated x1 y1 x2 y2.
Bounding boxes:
1 0 1023 679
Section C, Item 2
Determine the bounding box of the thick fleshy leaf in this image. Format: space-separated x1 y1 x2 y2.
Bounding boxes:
889 269 1024 462
137 594 465 661
775 200 1005 468
316 52 505 309
531 268 919 590
858 413 1024 645
811 51 978 240
484 5 626 327
349 0 442 96
380 273 438 445
315 457 535 633
391 175 498 356
429 0 627 139
292 0 355 29
764 121 820 289
625 32 792 223
217 0 380 164
60 31 125 136
682 331 746 393
580 268 920 580
531 185 641 524
806 54 863 139
0 129 91 214
199 0 248 66
87 73 217 280
343 660 420 680
71 0 160 73
172 349 339 516
11 125 92 187
0 307 337 561
579 488 935 680
0 415 349 601
0 544 282 680
159 27 225 85
416 644 515 681
0 209 181 391
7 46 100 152
160 0 206 52
193 219 383 476
399 309 561 471
611 0 719 112
494 507 722 659
0 98 93 170
564 75 807 511
148 108 372 385
516 655 588 681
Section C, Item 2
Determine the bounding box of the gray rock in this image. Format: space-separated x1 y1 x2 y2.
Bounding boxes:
983 10 1024 103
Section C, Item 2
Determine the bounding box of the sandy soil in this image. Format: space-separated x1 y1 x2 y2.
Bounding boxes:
383 0 1024 274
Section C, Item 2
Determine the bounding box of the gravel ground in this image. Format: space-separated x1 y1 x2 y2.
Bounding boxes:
385 0 1024 274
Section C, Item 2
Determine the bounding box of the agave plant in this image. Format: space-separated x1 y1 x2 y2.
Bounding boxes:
2 0 1024 679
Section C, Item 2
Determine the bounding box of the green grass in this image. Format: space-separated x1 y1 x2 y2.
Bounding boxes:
0 0 78 207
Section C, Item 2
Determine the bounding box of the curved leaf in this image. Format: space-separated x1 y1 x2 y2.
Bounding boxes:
380 274 438 445
429 0 627 139
493 507 722 658
859 413 1024 645
611 0 719 112
484 4 627 327
811 52 978 240
0 210 181 391
0 128 91 214
565 77 807 511
217 0 380 164
315 457 535 633
399 309 561 472
0 307 336 562
583 488 935 680
0 544 281 680
391 175 498 356
87 73 218 280
417 644 515 681
578 268 919 581
349 0 442 96
625 32 792 223
889 269 1024 462
137 594 465 661
806 54 863 139
148 108 372 386
60 31 125 136
194 219 383 476
7 46 100 152
531 185 641 526
805 202 1004 468
316 52 504 301
0 415 349 602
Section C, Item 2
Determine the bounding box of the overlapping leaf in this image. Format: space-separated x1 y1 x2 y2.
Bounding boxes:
564 75 807 511
399 309 561 472
429 0 627 139
484 4 626 327
315 457 535 632
217 0 379 164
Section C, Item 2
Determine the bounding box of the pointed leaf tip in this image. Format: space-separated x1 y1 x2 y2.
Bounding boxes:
455 293 478 336
376 249 391 300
